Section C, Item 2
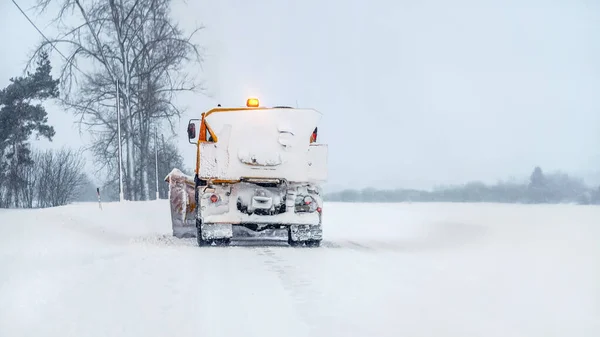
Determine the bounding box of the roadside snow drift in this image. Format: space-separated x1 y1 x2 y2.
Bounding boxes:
1 201 599 337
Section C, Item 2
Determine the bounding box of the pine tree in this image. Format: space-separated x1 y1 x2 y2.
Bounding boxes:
0 51 59 207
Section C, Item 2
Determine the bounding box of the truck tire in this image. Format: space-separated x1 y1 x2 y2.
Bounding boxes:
196 220 230 247
288 240 303 247
197 227 210 246
213 238 231 246
196 219 212 247
305 240 321 247
287 228 302 247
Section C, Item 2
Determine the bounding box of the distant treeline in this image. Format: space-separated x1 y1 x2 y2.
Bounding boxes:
325 167 600 205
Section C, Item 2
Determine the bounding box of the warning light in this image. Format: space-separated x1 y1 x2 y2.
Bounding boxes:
246 98 259 108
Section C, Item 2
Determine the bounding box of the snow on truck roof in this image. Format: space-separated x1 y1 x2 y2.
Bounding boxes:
204 107 323 124
202 98 322 118
201 99 322 142
202 106 322 118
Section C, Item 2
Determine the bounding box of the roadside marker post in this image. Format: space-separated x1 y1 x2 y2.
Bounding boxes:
97 187 103 210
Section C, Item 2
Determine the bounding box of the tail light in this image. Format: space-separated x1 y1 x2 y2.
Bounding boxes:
295 195 318 213
210 194 219 203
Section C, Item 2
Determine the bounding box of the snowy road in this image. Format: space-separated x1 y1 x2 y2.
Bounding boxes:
1 201 599 337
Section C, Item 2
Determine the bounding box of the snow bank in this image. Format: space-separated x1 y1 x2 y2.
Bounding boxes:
0 201 599 337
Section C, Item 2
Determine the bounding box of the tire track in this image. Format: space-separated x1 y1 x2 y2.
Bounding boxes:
254 246 331 335
252 243 400 336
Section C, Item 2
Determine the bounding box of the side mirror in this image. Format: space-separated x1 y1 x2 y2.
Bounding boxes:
187 123 196 140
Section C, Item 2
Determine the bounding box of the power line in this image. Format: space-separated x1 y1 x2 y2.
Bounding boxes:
11 0 90 79
12 0 126 203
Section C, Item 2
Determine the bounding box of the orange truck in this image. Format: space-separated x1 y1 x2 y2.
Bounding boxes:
165 98 328 247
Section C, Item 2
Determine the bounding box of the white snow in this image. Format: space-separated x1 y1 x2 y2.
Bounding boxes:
237 149 283 166
199 108 326 182
1 201 599 337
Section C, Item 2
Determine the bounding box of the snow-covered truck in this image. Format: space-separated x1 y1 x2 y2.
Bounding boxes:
165 98 328 247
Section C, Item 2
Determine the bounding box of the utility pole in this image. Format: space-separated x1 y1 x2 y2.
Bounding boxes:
162 134 170 200
155 126 159 200
116 80 125 202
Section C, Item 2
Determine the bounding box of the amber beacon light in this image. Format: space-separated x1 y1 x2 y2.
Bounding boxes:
246 98 259 107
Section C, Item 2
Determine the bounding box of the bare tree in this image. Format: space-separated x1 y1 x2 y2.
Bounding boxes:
18 151 40 208
35 148 54 207
148 133 186 199
35 147 87 207
30 0 205 201
0 147 88 209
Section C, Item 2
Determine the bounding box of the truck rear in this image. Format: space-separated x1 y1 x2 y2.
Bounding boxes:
165 98 328 247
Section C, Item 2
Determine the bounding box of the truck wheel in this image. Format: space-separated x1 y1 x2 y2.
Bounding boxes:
305 240 321 247
287 228 303 247
196 227 210 247
214 238 231 246
288 240 303 247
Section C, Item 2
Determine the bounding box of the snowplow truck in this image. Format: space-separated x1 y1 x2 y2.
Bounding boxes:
165 98 328 247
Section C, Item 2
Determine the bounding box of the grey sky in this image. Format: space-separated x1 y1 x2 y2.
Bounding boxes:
2 0 599 190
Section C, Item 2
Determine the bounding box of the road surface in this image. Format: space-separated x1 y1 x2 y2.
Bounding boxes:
1 201 599 337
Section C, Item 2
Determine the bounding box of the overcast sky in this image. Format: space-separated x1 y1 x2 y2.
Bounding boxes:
1 0 599 190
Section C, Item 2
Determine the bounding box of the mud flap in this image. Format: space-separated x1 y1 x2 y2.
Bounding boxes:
290 224 323 241
201 223 233 240
165 169 197 238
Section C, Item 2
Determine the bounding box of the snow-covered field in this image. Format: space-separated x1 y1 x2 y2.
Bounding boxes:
1 201 599 337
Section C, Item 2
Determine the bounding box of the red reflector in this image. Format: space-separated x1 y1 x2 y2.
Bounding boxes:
317 207 322 213
210 194 218 203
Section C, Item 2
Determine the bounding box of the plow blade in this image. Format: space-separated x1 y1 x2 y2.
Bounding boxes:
164 168 197 238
